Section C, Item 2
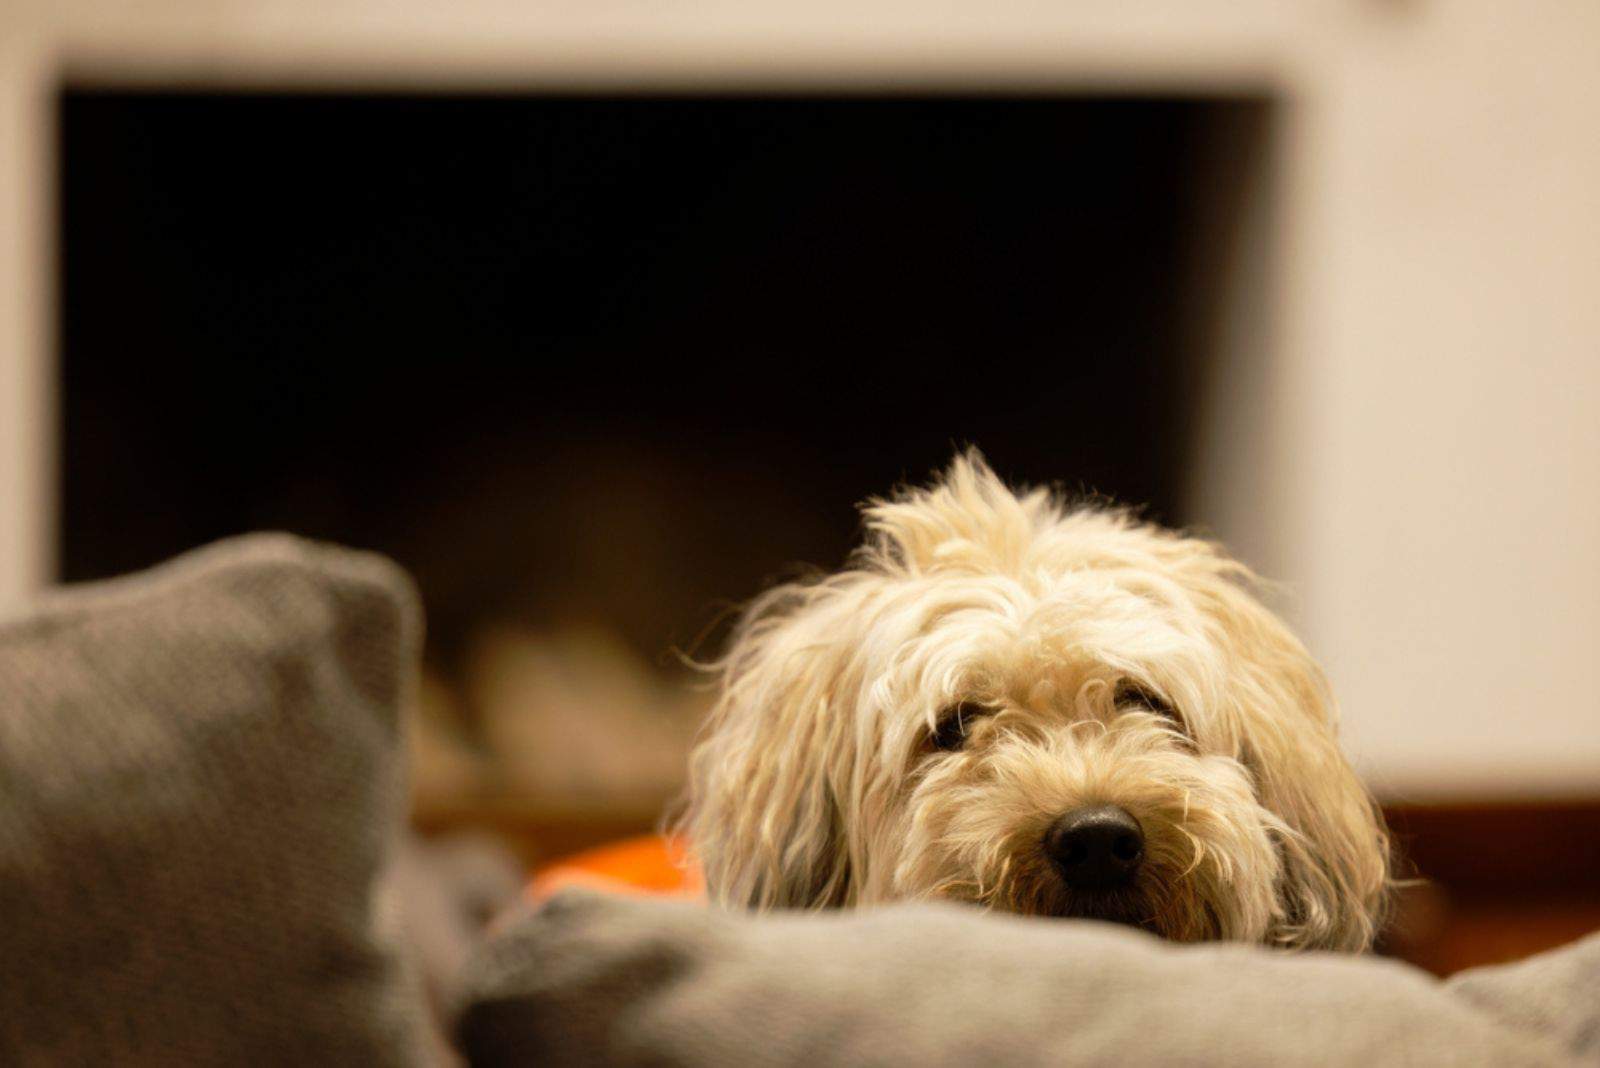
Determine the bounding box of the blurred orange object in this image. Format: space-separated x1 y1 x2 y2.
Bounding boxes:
527 834 704 903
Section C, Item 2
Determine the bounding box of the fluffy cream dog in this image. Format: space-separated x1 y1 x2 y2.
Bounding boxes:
681 453 1390 950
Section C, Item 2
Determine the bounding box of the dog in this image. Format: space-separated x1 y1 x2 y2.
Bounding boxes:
680 453 1389 950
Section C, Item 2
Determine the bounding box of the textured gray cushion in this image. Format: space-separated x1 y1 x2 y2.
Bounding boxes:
457 891 1597 1067
1447 936 1600 1062
0 534 427 1065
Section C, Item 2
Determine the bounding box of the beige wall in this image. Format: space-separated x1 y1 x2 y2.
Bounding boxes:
0 41 54 611
2 1 1596 796
1305 2 1600 797
1197 2 1600 798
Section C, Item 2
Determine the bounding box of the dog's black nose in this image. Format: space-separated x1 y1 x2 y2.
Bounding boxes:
1044 805 1144 889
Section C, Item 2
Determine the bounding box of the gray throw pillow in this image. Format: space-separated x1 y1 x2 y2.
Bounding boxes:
456 891 1594 1067
0 534 427 1065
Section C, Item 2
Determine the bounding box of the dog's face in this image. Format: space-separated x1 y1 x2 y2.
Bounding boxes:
683 455 1389 950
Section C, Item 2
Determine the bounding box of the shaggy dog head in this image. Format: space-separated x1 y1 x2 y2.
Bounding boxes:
681 453 1390 950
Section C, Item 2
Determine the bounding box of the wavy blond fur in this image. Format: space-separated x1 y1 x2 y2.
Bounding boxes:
679 452 1390 950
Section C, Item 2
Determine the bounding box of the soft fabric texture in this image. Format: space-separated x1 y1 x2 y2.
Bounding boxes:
0 534 427 1065
398 832 528 1067
1447 937 1600 1062
456 891 1598 1067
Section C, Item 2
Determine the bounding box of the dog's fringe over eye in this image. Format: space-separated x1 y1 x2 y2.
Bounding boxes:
930 701 992 752
1114 681 1180 723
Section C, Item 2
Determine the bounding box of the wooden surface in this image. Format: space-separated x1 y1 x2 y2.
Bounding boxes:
412 799 663 871
1379 800 1600 974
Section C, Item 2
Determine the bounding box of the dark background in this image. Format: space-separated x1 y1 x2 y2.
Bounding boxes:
59 92 1248 670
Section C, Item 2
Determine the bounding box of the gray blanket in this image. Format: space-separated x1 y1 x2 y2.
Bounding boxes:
456 891 1600 1066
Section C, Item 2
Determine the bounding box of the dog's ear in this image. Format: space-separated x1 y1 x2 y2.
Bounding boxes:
679 580 862 910
1176 549 1391 950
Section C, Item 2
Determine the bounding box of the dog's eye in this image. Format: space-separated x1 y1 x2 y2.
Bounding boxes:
930 701 991 752
1114 682 1179 721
